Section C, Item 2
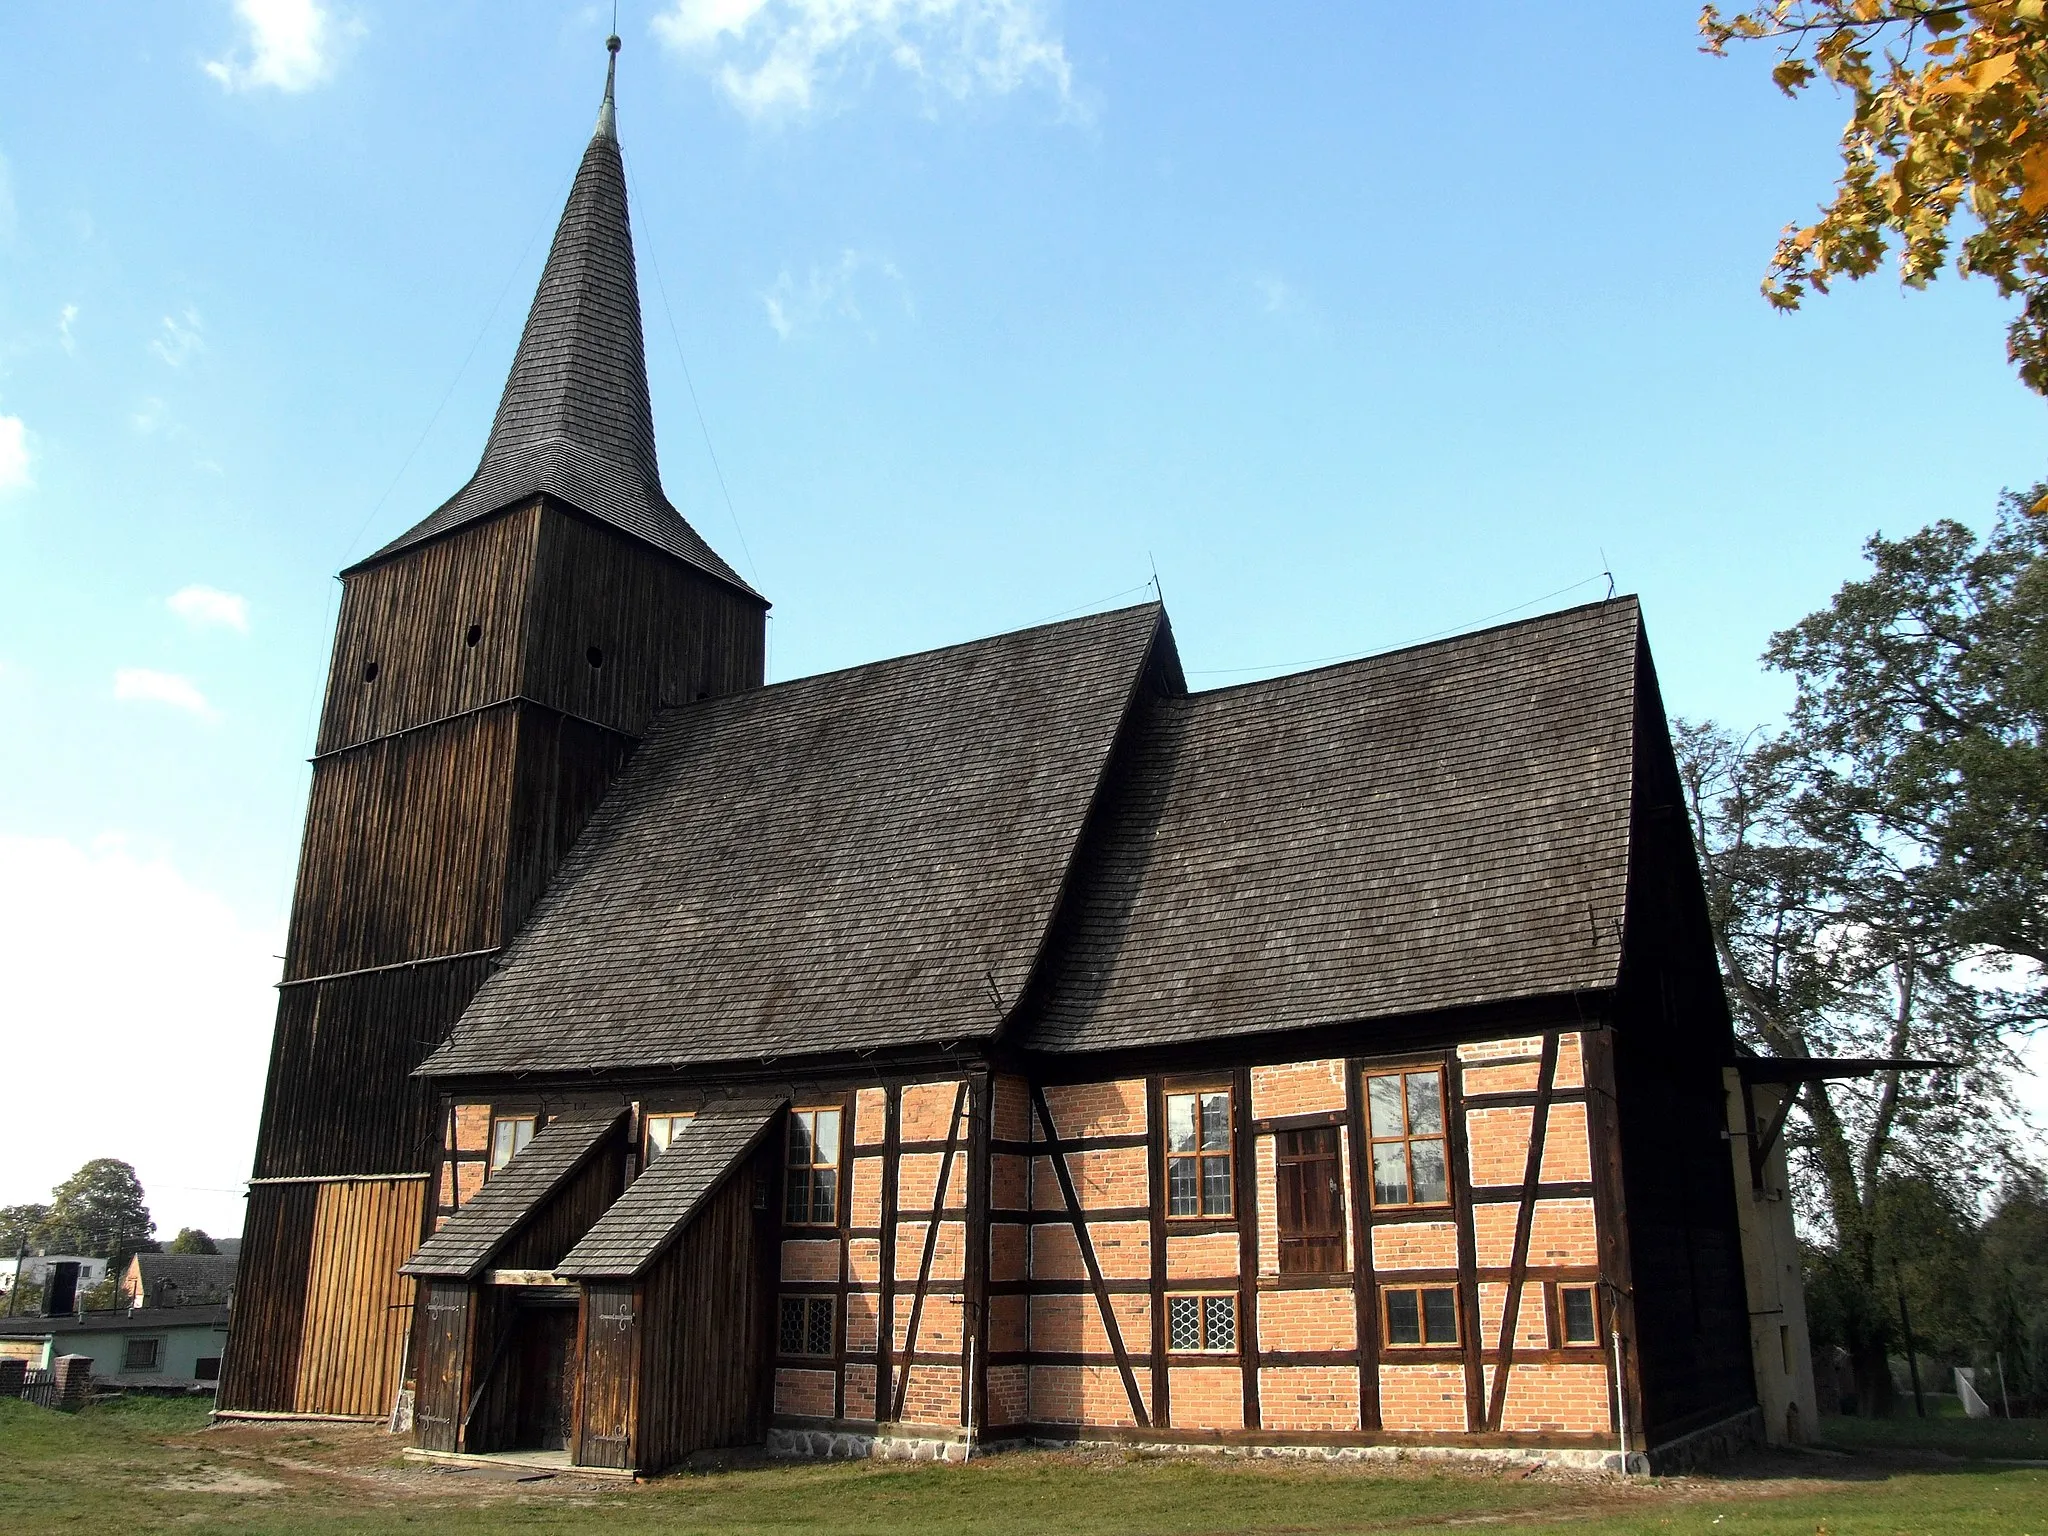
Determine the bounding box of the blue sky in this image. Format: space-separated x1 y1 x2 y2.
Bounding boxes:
0 1 2042 1237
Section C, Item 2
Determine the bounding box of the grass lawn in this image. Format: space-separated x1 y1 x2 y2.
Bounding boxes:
1 1397 2045 1534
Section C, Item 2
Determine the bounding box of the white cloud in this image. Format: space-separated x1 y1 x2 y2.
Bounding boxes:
150 307 204 368
205 0 341 93
0 415 29 495
168 585 250 633
654 0 1077 119
762 249 913 339
58 303 78 354
113 668 219 721
0 834 281 1239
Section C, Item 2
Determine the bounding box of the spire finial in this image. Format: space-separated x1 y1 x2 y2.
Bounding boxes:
596 31 621 140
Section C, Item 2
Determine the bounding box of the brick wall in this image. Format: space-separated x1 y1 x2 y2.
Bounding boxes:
1472 1199 1597 1268
774 1367 835 1418
1167 1366 1243 1430
1378 1363 1467 1432
992 1075 1032 1141
1490 1361 1611 1433
1257 1286 1355 1353
1031 1147 1146 1210
1031 1363 1148 1425
1042 1079 1146 1139
1249 1059 1346 1117
843 1362 877 1419
1372 1220 1458 1270
1259 1365 1360 1431
1030 1292 1150 1354
987 1362 1029 1426
898 1362 964 1426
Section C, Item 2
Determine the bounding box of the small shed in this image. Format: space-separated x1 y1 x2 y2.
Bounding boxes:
400 1108 627 1455
555 1097 784 1473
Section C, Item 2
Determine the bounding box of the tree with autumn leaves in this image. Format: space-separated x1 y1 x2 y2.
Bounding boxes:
1702 2 2048 390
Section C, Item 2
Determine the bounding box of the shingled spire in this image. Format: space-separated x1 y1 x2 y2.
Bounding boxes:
357 36 754 595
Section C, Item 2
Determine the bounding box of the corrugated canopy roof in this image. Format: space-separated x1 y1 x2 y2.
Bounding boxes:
1016 599 1642 1053
400 1108 624 1279
557 1097 786 1278
419 604 1167 1078
351 52 754 598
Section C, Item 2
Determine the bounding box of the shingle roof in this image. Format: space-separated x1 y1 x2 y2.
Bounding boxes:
1015 599 1642 1054
0 1305 230 1339
400 1108 624 1279
350 70 755 599
128 1253 235 1305
419 604 1167 1079
556 1097 785 1278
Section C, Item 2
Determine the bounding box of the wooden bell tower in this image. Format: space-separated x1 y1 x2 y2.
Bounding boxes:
219 38 767 1415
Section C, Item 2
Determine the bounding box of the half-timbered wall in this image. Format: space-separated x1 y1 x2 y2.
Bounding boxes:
983 1038 1619 1445
771 1077 980 1431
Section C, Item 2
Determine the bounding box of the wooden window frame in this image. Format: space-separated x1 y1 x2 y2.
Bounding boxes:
1163 1084 1235 1220
122 1336 162 1372
777 1293 836 1359
487 1113 536 1173
1362 1065 1450 1210
1274 1124 1347 1275
641 1109 694 1167
1380 1284 1460 1348
1554 1282 1600 1347
784 1106 844 1228
1164 1291 1238 1356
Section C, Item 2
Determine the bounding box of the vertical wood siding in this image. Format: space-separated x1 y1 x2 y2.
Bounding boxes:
240 493 767 1414
522 507 766 734
633 1153 774 1471
293 1179 426 1417
216 1183 318 1411
255 957 496 1180
411 1282 473 1452
575 1283 640 1469
317 507 543 755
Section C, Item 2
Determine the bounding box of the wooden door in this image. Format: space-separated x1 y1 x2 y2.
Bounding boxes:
574 1283 639 1470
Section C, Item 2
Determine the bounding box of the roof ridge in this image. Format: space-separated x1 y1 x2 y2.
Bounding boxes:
1188 594 1640 700
657 601 1165 713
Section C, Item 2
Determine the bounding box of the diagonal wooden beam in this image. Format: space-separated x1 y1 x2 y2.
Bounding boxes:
1485 1032 1560 1431
1032 1083 1149 1428
892 1081 969 1424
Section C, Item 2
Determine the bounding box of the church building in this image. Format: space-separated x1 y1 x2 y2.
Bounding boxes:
217 41 1810 1475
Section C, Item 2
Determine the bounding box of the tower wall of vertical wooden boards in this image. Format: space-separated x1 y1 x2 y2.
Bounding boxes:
219 498 766 1414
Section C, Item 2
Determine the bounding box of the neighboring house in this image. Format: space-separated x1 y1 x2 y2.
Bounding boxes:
122 1253 236 1310
1 1255 108 1313
0 1305 229 1389
219 39 1825 1477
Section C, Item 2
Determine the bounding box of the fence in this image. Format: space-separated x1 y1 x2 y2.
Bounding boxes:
1 1355 90 1410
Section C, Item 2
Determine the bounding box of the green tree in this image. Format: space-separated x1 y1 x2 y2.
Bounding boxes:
1976 1173 2048 1406
1701 3 2048 391
0 1203 49 1254
1675 485 2047 1412
37 1160 155 1266
1767 491 2048 970
165 1228 217 1256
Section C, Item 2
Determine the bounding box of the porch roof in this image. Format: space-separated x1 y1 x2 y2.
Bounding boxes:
556 1096 786 1279
400 1107 624 1280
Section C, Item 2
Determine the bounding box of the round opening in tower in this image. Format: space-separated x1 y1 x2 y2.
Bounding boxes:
586 646 605 669
362 661 380 683
465 624 482 648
